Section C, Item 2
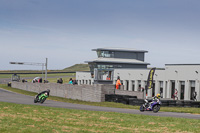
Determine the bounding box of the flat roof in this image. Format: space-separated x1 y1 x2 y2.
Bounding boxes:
165 64 200 66
92 47 148 53
86 58 150 65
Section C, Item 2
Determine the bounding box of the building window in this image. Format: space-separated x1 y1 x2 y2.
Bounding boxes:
170 80 176 98
160 81 163 98
97 65 114 69
180 81 185 100
132 81 135 91
126 80 129 91
190 81 195 100
96 70 113 80
138 80 141 91
97 51 114 58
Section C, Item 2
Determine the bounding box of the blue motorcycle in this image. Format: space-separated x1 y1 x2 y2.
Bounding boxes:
140 99 162 113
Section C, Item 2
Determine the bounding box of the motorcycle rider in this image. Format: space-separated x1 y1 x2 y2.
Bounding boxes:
39 92 48 100
144 93 161 109
38 89 50 97
36 89 50 100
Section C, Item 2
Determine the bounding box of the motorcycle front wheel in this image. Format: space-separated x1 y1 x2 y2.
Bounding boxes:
40 97 46 104
152 105 160 113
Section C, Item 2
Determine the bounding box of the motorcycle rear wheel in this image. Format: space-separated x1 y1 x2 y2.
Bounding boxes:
40 97 46 104
34 98 37 103
140 105 145 112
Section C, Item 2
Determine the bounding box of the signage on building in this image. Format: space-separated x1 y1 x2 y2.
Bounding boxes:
147 67 156 89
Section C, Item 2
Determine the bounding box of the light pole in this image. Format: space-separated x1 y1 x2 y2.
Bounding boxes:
9 58 48 80
45 58 48 80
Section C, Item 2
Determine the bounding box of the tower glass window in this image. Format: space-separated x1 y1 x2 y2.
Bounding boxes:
97 51 114 58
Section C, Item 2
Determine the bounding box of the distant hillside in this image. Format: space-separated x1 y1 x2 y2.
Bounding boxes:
0 64 90 73
62 64 90 72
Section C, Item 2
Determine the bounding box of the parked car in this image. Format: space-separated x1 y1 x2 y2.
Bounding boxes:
32 77 42 83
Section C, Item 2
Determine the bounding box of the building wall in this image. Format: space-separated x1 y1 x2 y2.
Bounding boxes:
113 65 200 101
76 65 200 101
76 71 94 85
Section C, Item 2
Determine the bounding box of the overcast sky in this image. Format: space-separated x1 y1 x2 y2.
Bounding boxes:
0 0 200 70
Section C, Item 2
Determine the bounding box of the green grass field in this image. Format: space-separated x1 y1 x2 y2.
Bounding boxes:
0 102 200 133
0 73 75 79
0 84 200 132
0 73 75 84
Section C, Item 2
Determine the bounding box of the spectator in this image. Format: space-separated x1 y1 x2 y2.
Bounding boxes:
174 89 178 100
57 78 63 84
115 76 121 89
193 91 197 101
44 80 49 83
22 79 27 83
69 78 73 84
73 80 77 85
39 78 42 83
106 76 110 80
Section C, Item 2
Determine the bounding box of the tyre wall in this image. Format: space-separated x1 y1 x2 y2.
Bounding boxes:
105 94 200 108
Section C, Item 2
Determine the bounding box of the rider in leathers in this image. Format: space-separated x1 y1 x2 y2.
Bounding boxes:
145 93 161 109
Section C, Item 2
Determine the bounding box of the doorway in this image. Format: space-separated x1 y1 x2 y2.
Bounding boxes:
171 80 175 98
152 83 155 97
180 81 185 100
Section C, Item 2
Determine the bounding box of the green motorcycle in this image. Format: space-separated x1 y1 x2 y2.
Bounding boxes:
34 89 50 104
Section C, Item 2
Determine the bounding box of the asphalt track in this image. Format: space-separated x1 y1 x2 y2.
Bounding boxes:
0 88 200 119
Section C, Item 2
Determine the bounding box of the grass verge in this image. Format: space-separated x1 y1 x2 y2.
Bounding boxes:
0 102 200 133
0 73 75 83
0 73 74 79
0 84 200 114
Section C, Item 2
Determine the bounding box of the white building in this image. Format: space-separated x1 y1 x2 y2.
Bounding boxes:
112 64 200 101
76 48 200 101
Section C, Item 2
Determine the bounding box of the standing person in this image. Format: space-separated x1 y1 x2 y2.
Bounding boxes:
193 91 197 101
72 79 77 85
106 76 110 80
115 76 121 89
174 89 178 100
69 78 73 84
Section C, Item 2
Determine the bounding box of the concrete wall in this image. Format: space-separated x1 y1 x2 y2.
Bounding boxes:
11 82 117 102
11 82 144 102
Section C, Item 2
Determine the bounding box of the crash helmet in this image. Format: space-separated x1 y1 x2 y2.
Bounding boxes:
47 89 50 92
44 92 48 96
156 93 161 98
